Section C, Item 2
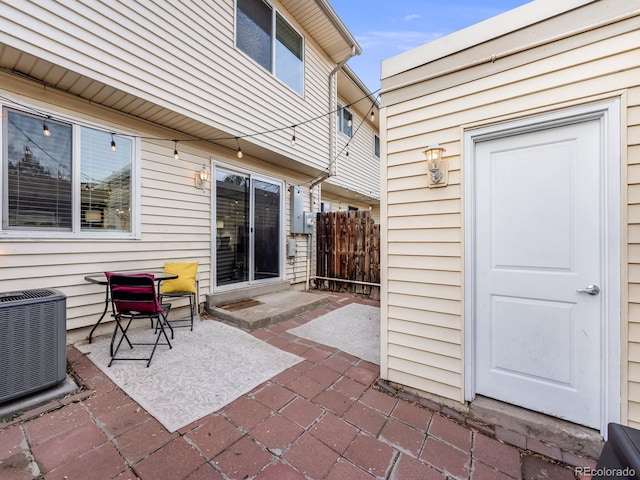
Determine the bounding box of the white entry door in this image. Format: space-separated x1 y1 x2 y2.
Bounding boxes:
474 119 602 429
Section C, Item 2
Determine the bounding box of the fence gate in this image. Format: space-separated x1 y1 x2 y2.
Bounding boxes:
314 211 380 298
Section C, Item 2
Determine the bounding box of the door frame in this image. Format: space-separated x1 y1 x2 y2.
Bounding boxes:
463 99 621 436
211 161 285 293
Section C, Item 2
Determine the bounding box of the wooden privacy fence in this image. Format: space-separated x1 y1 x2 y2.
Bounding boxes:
314 211 380 298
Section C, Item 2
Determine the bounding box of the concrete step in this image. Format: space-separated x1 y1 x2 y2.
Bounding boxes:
470 395 604 458
207 289 329 330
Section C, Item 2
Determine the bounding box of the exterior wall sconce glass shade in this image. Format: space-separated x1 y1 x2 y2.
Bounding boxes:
424 144 447 187
195 164 209 191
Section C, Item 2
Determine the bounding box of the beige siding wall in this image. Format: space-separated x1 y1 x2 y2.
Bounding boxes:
0 0 334 171
0 74 321 338
0 0 354 341
381 9 639 413
627 86 640 427
322 94 381 223
328 97 380 202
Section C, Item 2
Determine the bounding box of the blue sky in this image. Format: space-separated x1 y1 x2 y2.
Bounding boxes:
329 0 532 93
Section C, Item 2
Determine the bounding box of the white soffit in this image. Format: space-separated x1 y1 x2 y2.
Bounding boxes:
381 0 596 80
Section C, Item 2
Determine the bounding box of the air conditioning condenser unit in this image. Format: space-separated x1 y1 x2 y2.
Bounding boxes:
0 289 66 404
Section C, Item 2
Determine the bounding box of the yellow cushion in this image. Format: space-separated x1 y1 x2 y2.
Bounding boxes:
160 262 198 294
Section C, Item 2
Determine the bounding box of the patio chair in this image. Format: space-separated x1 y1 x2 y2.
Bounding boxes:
107 273 173 367
158 262 199 333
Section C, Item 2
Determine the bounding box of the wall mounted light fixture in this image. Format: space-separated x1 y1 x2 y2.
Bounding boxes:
195 164 209 191
424 144 447 187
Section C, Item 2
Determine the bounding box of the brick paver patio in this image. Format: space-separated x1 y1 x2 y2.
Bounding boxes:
0 292 597 479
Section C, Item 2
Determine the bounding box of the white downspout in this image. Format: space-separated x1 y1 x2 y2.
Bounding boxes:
305 46 357 291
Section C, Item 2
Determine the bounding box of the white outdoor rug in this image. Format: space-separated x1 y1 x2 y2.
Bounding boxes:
76 319 302 433
288 303 380 365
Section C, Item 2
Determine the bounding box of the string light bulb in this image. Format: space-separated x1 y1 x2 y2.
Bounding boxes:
370 108 375 122
236 137 243 158
173 140 179 160
0 90 384 166
345 144 350 159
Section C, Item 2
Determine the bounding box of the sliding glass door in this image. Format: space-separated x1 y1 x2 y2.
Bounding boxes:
215 168 282 288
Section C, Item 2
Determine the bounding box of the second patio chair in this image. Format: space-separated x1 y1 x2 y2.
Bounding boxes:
158 261 199 333
107 273 173 367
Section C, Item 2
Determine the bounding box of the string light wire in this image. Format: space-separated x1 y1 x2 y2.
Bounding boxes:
0 90 380 166
306 94 379 188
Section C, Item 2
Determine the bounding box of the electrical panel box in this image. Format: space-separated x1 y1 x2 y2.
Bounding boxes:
287 238 297 257
290 186 305 233
303 211 315 234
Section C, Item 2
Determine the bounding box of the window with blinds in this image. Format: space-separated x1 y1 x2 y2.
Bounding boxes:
5 111 73 230
236 0 304 94
3 108 134 236
236 0 272 71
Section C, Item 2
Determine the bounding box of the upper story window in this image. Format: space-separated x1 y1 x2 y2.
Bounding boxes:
374 134 380 158
337 104 352 137
236 0 304 94
2 107 136 237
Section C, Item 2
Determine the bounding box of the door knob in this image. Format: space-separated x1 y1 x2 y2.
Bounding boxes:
577 284 600 295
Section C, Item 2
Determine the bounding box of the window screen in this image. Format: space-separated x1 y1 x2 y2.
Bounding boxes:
276 12 303 93
80 128 132 232
5 111 72 230
237 0 272 71
236 0 304 94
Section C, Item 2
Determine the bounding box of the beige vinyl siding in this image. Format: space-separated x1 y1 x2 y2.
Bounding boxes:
381 5 639 410
0 89 213 332
0 77 320 336
628 86 640 427
328 99 380 200
0 0 334 171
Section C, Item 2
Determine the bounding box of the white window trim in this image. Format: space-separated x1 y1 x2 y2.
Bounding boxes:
374 134 380 159
0 101 141 240
234 0 305 96
337 103 353 138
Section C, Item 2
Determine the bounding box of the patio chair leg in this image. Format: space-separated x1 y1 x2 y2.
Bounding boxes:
109 317 134 367
109 315 133 357
159 312 173 347
147 317 172 367
189 293 195 331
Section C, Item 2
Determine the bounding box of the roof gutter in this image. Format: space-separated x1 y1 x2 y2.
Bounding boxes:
308 0 361 189
315 0 362 58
